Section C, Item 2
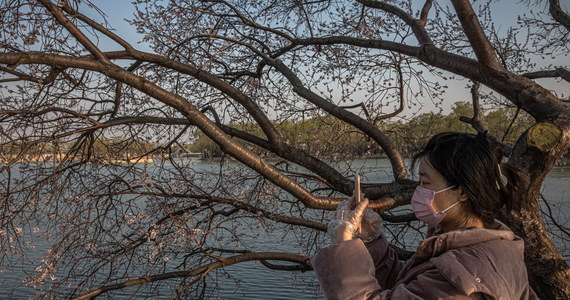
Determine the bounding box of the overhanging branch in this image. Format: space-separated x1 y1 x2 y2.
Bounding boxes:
549 0 570 31
72 252 311 299
523 67 570 83
356 0 433 45
450 0 503 69
268 57 409 181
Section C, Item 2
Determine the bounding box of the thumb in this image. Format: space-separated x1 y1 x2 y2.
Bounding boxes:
352 198 369 220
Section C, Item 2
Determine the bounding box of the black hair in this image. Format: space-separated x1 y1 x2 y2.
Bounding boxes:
411 132 522 223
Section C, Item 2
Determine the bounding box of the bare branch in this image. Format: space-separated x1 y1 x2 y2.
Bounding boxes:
58 1 137 53
549 0 570 31
268 58 409 181
339 102 371 119
459 82 486 133
459 82 513 155
144 191 329 230
191 0 295 41
450 0 503 69
419 0 434 25
373 56 405 121
37 0 111 64
523 67 570 83
0 52 339 209
0 65 62 84
111 46 283 144
72 252 311 300
356 0 433 45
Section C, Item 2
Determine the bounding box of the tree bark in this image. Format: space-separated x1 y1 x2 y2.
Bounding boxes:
504 122 570 299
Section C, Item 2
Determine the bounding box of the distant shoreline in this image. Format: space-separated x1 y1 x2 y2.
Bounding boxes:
0 152 204 164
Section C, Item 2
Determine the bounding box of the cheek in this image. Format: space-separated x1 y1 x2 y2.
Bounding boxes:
431 196 444 211
433 193 454 211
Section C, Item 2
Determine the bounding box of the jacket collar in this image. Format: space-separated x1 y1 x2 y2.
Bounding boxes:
415 219 517 261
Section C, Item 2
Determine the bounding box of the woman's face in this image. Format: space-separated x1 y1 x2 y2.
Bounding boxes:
418 157 463 213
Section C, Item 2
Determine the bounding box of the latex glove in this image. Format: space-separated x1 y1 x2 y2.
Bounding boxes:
327 195 384 243
327 197 369 243
357 203 383 243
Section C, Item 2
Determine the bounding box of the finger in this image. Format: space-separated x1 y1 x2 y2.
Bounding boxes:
335 200 350 219
353 198 369 219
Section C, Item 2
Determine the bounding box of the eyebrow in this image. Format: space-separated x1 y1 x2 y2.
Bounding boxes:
419 171 430 178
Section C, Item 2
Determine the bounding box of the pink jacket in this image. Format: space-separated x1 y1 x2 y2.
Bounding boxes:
312 220 538 299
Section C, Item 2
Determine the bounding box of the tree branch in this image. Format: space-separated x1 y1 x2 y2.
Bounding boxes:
458 82 513 155
199 106 356 195
290 36 479 75
523 67 570 83
0 65 62 85
549 0 570 31
201 108 408 205
0 103 394 204
260 259 311 271
374 56 405 120
118 47 282 144
458 82 486 133
288 37 565 122
37 0 111 64
160 192 328 231
356 0 433 45
0 51 339 209
58 1 137 53
419 0 434 25
450 0 503 69
268 58 409 181
72 252 311 299
365 179 416 209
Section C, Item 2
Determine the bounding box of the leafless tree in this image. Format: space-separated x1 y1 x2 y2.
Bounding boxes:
0 0 568 298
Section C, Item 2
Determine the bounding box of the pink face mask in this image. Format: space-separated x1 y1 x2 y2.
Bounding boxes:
411 185 460 228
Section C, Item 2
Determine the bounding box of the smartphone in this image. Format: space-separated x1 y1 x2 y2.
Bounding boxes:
354 174 361 205
354 174 361 234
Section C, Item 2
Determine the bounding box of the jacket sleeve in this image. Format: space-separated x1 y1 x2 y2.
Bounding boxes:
311 239 383 300
379 268 481 300
311 236 412 300
364 236 406 289
312 239 483 300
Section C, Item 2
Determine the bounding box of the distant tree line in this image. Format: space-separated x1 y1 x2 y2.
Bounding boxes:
1 136 170 162
0 101 532 162
190 101 533 159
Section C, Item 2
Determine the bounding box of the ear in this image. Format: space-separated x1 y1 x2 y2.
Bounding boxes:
457 186 469 202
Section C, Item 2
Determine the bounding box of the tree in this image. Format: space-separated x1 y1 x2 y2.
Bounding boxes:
381 101 534 157
0 0 568 298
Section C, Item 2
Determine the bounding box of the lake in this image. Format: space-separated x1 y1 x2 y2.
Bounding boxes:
0 158 568 299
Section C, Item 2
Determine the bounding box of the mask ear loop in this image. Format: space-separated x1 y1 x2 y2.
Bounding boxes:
496 164 508 189
435 185 456 194
441 200 462 213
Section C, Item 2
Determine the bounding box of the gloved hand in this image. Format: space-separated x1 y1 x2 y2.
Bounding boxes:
327 196 383 243
358 202 383 243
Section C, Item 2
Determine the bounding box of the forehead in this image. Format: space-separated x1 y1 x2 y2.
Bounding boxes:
418 157 444 180
418 157 432 173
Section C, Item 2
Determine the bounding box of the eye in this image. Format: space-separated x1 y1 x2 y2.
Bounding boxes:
419 178 429 186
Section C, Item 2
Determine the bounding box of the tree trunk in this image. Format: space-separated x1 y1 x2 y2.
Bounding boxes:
504 123 570 299
503 193 570 299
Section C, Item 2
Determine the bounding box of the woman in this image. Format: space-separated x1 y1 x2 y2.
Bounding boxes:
312 132 538 299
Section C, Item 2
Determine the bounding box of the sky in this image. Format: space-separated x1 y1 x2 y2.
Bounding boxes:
84 0 569 118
